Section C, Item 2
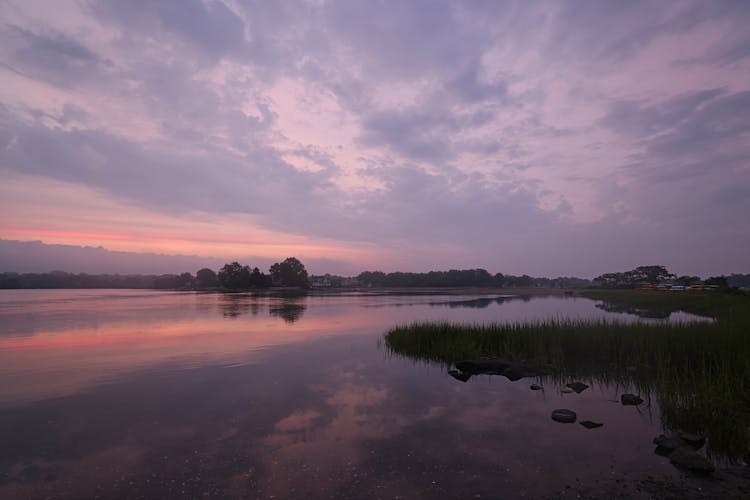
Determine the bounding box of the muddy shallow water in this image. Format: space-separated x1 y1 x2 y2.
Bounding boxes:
0 290 738 498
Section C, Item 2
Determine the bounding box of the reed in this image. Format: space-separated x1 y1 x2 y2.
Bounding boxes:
384 292 750 461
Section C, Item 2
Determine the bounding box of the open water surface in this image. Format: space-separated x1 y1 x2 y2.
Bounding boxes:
0 290 713 498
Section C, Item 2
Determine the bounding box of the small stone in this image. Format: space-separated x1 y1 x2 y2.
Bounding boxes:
551 409 577 423
448 369 472 382
579 420 603 429
530 384 543 391
621 394 644 405
566 382 589 394
561 388 574 394
678 432 706 449
653 434 685 451
669 447 715 474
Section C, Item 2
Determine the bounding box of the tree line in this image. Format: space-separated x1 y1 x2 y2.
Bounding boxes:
0 261 746 291
352 269 590 288
0 257 310 290
591 265 741 289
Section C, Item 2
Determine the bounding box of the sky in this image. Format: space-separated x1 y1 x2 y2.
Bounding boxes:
1 0 749 278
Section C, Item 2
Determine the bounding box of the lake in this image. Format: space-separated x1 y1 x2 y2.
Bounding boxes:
0 290 718 498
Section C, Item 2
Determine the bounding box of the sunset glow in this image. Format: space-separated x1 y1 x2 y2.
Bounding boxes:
1 1 749 277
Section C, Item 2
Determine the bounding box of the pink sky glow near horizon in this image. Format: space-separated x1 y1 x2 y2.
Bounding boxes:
1 1 749 278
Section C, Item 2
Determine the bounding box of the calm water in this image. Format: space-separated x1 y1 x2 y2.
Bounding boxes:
0 290 709 498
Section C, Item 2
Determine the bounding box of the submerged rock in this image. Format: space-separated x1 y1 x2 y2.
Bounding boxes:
530 384 543 391
448 369 472 383
579 420 603 429
565 382 589 394
453 359 546 382
669 447 715 473
560 388 574 394
551 409 577 423
621 394 644 405
653 434 686 452
653 434 714 473
678 432 706 449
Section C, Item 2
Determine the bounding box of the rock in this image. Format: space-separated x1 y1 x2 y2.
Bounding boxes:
669 447 715 474
453 359 547 382
530 384 543 391
653 434 689 457
565 382 589 394
653 434 686 452
551 409 577 423
678 432 706 449
448 369 472 382
579 420 603 429
560 388 574 394
621 394 644 405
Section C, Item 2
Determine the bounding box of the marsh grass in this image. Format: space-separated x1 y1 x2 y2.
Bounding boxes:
384 291 750 461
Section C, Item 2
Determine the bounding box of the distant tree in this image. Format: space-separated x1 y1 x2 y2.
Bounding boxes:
728 274 750 289
249 267 271 288
675 275 701 286
154 274 181 289
357 271 387 287
0 274 22 289
176 272 194 288
628 265 674 284
218 262 252 290
269 257 309 287
196 268 218 288
705 275 729 288
594 265 674 288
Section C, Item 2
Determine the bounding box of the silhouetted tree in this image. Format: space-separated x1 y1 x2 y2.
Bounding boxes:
196 268 218 288
593 265 674 288
269 257 309 287
218 262 252 289
249 267 271 288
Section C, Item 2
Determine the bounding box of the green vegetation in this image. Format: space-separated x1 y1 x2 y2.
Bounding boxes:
384 291 750 461
356 269 589 288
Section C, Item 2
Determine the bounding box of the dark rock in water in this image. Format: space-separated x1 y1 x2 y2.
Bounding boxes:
678 432 706 449
653 434 687 452
669 447 715 473
621 393 644 405
654 446 674 457
566 382 589 394
560 388 574 394
530 384 543 391
453 359 546 382
551 409 577 423
579 420 603 429
448 369 472 382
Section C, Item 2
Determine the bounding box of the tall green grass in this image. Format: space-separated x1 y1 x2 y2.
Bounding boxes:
384 291 750 461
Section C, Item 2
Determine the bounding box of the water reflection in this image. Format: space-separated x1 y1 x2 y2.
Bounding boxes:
218 294 307 322
218 294 259 318
0 333 680 499
429 295 518 308
595 299 713 322
0 290 742 498
269 301 306 323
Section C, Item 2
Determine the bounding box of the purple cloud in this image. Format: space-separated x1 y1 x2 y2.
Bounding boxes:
0 0 748 277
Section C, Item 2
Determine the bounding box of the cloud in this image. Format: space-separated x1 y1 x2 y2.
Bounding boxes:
93 0 246 58
0 0 749 276
1 24 110 86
